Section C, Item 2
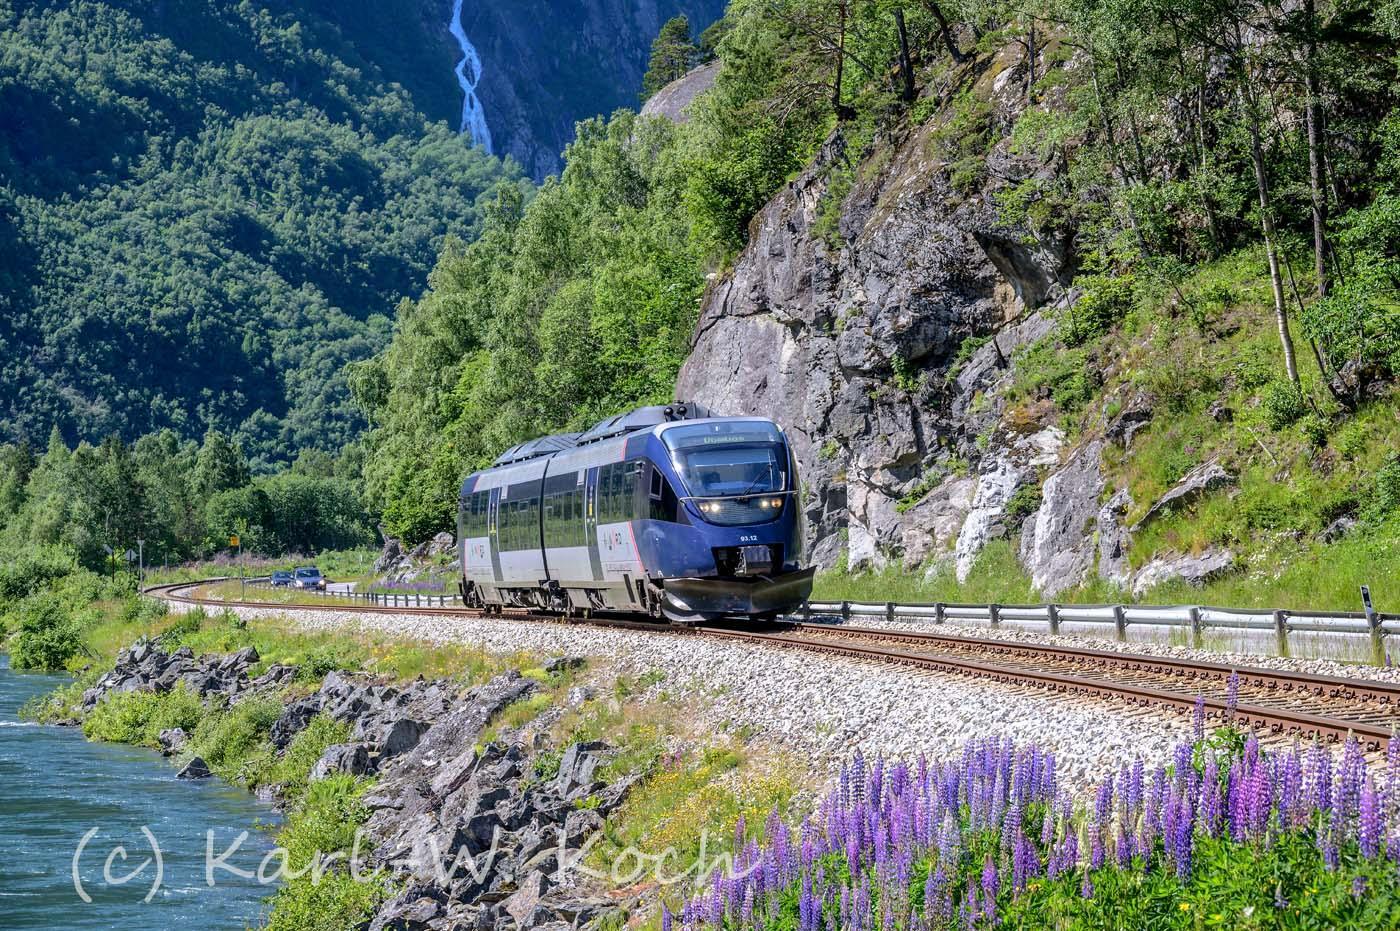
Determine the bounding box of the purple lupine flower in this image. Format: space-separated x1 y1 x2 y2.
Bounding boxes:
1360 777 1383 859
662 906 672 931
980 853 999 923
1226 670 1241 718
1193 695 1206 744
1200 756 1222 837
1080 871 1094 900
1173 794 1194 879
1352 876 1368 899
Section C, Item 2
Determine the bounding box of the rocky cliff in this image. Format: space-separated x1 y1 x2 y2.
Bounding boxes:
460 0 725 178
676 45 1076 577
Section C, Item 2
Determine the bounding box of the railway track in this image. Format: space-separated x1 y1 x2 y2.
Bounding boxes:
147 580 1400 749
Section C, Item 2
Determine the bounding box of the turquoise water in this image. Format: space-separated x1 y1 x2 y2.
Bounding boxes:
0 657 280 929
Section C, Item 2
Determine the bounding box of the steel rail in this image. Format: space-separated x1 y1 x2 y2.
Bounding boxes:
146 580 1397 748
792 623 1400 706
699 626 1396 749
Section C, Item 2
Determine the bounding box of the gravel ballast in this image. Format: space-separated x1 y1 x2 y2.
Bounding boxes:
182 602 1198 790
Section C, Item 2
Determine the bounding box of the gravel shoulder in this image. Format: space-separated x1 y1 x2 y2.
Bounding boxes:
179 601 1196 790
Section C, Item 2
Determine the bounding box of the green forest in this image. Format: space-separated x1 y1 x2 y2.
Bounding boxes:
357 0 1400 543
0 0 524 466
3 0 1398 572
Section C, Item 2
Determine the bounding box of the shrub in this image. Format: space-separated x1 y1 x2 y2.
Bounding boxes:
1297 412 1330 448
263 871 387 931
1263 380 1307 430
159 607 205 647
300 644 362 681
1063 272 1136 346
189 694 282 779
9 594 84 670
83 684 206 746
83 690 163 743
277 774 373 869
0 546 77 602
263 715 352 803
1370 457 1400 520
1004 483 1043 526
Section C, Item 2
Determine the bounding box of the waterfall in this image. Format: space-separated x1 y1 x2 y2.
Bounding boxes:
449 0 494 153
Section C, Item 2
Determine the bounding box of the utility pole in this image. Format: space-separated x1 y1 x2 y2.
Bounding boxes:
136 538 145 588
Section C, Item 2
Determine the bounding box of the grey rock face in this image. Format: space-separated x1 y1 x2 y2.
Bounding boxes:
640 61 720 123
1132 460 1235 531
157 727 188 756
1132 549 1235 597
1021 441 1105 596
676 46 1073 571
311 743 372 781
176 756 212 779
1096 489 1135 588
81 636 261 711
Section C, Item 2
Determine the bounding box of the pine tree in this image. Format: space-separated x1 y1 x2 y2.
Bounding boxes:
642 15 698 101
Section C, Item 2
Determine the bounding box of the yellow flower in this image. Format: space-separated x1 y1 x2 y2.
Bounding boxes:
1179 903 1191 911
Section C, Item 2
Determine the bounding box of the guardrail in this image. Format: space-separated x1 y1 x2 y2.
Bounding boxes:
249 581 460 609
802 599 1399 661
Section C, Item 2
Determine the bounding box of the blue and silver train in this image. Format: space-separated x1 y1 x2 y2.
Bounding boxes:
456 403 814 623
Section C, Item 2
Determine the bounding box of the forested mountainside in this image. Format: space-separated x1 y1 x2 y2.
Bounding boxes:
460 0 727 179
363 0 1400 604
0 0 523 465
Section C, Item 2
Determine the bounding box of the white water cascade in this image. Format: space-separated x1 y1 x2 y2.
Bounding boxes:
449 0 494 153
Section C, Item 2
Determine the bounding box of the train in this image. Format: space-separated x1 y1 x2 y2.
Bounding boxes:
456 403 814 623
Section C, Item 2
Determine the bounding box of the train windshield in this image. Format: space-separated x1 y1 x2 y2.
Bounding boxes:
663 422 788 497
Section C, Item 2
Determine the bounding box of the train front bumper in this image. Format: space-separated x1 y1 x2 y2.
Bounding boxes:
660 567 816 618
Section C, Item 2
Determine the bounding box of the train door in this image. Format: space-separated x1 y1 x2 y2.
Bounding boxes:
584 468 602 581
487 487 503 583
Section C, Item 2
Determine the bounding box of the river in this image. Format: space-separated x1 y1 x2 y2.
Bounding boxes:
0 657 280 929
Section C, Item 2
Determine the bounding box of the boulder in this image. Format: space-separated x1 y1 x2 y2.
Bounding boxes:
369 884 448 931
270 694 323 749
1096 489 1134 588
1321 516 1357 543
157 727 188 756
176 756 212 779
1019 440 1104 596
1132 460 1235 530
379 719 429 759
311 743 372 781
502 871 551 928
1132 549 1235 597
954 459 1029 581
552 741 608 796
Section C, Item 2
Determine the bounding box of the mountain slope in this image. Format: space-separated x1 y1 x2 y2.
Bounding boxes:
0 0 523 465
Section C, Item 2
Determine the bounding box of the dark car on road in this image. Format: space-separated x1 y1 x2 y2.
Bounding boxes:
269 570 293 588
292 567 327 591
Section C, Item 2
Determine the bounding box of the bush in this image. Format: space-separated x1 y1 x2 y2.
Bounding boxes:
263 872 387 931
1263 380 1307 430
1370 457 1400 520
277 774 373 870
1004 483 1043 526
1297 412 1330 448
9 594 84 670
262 715 352 802
82 684 206 746
159 607 205 647
0 546 77 602
189 694 282 779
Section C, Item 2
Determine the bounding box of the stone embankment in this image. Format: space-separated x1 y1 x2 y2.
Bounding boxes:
74 640 638 931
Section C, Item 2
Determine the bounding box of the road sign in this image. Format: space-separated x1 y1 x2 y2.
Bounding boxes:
229 534 240 548
124 549 137 563
1362 585 1375 616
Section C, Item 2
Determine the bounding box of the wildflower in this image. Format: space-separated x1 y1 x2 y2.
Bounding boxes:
1192 695 1205 744
1360 778 1383 859
1352 876 1368 899
662 906 672 931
